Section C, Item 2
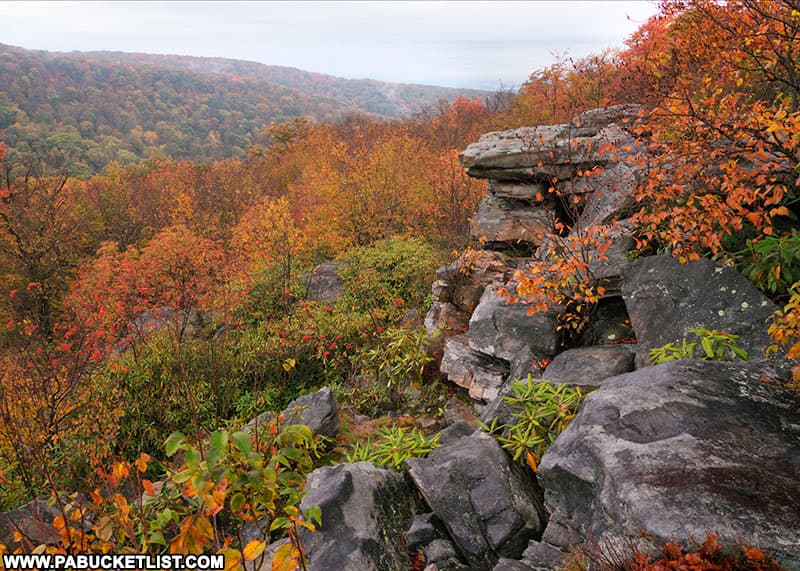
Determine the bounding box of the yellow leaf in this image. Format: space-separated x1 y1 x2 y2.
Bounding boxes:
219 548 243 571
272 543 300 571
243 540 266 561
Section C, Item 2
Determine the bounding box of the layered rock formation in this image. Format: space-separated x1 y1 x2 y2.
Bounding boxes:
427 105 645 403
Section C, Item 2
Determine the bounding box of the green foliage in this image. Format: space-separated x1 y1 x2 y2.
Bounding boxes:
339 236 443 322
649 327 750 365
485 376 588 468
7 420 323 569
738 230 800 298
363 326 437 409
163 422 321 546
344 425 440 471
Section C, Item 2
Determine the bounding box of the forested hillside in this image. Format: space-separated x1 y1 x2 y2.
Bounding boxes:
0 1 799 569
0 43 488 174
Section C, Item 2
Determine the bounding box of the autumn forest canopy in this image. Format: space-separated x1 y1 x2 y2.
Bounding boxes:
0 0 799 566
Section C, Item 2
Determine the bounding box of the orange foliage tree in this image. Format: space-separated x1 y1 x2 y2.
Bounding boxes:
622 0 800 260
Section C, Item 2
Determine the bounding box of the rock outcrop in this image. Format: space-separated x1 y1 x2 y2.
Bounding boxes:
542 345 634 388
538 359 800 567
426 105 644 403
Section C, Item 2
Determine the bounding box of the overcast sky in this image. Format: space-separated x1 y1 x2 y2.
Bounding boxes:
0 1 659 90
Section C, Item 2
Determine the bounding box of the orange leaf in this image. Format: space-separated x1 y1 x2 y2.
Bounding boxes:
525 451 538 473
142 479 155 496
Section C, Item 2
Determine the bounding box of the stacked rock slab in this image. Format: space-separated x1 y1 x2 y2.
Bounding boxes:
428 105 645 402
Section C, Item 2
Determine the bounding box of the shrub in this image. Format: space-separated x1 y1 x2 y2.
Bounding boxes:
649 327 749 365
2 419 323 571
362 326 437 409
484 376 588 471
344 425 440 471
575 531 784 571
339 236 443 323
768 282 800 383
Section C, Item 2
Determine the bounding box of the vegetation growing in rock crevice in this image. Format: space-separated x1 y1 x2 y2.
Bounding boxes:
483 376 589 472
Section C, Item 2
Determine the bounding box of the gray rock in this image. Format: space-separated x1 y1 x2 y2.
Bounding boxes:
622 255 787 368
406 513 445 551
520 541 566 570
480 376 520 431
441 335 509 402
493 559 538 571
406 430 546 569
567 105 644 137
471 194 554 247
542 345 634 388
424 539 460 564
424 302 470 336
244 387 339 440
0 497 61 549
298 462 418 571
306 261 346 302
468 285 559 363
437 420 475 446
489 180 549 201
538 360 800 568
281 387 339 439
434 250 515 314
460 121 635 182
564 163 637 226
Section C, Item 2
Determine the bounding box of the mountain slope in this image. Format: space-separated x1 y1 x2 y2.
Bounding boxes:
0 43 489 173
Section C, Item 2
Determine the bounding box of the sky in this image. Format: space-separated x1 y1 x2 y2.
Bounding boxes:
0 1 660 90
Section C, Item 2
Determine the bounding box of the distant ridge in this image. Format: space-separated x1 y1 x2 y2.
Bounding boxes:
0 43 489 173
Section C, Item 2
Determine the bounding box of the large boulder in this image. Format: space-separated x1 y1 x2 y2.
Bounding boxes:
622 255 786 368
406 430 546 569
306 261 346 302
542 345 634 388
538 360 800 568
469 285 559 363
280 387 339 439
244 387 339 440
460 124 634 182
441 335 509 402
298 462 418 571
0 498 61 549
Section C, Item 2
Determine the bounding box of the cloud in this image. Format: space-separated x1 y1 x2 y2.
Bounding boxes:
0 0 659 88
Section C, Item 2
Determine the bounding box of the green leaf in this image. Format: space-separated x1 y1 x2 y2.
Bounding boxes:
207 430 228 466
165 432 185 457
229 492 246 513
232 431 252 456
731 345 750 361
701 336 715 358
